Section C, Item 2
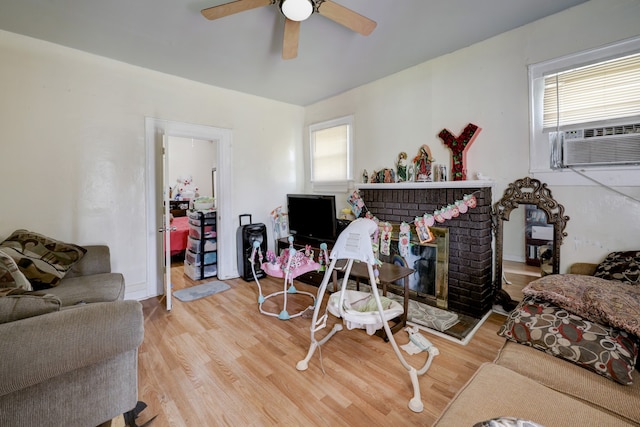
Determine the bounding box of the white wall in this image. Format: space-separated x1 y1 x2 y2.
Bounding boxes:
304 0 640 271
0 30 304 296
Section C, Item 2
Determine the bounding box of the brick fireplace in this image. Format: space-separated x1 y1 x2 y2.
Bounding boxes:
357 181 494 318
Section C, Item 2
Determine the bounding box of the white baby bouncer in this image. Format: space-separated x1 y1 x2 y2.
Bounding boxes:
296 218 439 413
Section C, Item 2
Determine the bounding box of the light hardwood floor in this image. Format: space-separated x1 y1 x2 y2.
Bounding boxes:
121 264 507 427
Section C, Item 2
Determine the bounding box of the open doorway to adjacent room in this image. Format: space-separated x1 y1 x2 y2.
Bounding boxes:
145 118 234 308
165 136 218 266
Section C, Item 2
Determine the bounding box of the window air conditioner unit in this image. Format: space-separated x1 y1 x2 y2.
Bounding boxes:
561 122 640 167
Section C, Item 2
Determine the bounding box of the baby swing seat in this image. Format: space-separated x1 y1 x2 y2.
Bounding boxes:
327 289 404 336
296 218 439 413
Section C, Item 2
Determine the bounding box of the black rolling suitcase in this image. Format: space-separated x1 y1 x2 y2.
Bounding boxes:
236 214 267 281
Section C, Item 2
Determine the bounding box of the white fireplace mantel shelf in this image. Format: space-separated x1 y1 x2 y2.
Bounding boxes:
354 180 494 190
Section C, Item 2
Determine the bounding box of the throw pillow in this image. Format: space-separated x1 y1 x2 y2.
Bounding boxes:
523 274 640 338
0 288 61 324
498 296 638 385
594 250 640 285
473 417 545 427
0 250 32 291
0 229 87 289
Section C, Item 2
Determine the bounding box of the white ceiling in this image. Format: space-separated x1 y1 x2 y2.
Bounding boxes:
0 0 589 106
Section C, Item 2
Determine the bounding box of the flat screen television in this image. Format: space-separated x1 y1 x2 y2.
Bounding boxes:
287 194 337 242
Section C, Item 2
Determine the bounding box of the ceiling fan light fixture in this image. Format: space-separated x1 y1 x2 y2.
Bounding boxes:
280 0 313 22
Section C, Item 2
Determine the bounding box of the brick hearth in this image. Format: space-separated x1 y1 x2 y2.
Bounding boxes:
357 181 493 318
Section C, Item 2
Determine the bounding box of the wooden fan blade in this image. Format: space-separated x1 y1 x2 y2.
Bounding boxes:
317 0 376 36
282 18 300 60
201 0 272 20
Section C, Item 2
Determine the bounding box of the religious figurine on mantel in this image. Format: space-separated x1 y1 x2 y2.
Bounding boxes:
413 144 433 182
395 152 408 182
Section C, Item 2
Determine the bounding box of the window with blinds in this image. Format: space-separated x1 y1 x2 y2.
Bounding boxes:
542 52 640 131
528 37 640 184
309 116 353 187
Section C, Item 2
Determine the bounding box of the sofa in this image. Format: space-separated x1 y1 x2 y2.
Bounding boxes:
0 243 145 427
434 251 640 427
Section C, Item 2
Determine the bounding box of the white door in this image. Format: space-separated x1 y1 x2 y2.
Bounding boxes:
162 134 173 310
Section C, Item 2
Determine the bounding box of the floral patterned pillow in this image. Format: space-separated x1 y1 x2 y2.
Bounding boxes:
594 250 640 285
498 296 638 385
524 274 640 338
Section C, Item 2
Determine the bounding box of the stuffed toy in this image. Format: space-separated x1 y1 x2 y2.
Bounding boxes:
174 175 199 200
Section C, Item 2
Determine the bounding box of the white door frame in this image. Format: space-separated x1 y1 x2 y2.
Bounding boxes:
145 118 235 300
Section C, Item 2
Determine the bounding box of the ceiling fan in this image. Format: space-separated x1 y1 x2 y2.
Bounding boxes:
201 0 377 60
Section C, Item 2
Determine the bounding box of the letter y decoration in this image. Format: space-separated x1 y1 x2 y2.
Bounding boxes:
438 123 481 181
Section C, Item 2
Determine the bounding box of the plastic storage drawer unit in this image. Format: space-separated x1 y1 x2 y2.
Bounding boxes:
185 250 217 266
187 236 217 253
184 261 217 280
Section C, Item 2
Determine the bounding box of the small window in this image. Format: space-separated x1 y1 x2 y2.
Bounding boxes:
529 36 640 186
309 115 353 190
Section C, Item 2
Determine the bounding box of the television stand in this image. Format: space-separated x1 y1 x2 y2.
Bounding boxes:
277 236 339 288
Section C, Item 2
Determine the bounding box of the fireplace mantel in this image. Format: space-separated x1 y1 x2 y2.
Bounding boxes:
355 180 494 190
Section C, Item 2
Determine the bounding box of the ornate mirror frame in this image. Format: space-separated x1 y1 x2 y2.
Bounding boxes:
492 177 569 306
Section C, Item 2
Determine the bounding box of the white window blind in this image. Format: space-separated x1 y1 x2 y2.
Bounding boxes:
543 52 640 131
309 116 353 185
311 125 347 181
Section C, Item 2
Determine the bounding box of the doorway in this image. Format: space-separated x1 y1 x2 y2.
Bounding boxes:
145 118 234 303
166 135 216 264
